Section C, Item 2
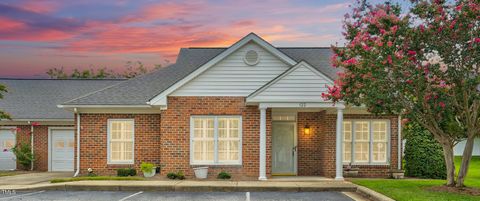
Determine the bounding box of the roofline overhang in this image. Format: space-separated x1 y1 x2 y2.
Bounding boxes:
57 104 154 109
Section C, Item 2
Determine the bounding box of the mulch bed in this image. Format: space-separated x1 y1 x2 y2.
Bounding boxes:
427 185 480 196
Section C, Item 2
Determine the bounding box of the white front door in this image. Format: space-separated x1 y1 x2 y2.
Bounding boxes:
50 129 74 171
272 122 297 175
0 129 16 170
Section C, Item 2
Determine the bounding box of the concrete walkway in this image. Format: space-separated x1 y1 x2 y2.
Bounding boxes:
0 180 357 193
0 172 73 185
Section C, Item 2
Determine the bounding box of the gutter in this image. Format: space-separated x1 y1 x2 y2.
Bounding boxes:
74 108 80 177
397 115 402 170
28 121 34 171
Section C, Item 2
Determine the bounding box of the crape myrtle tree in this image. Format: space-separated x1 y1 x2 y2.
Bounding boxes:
323 0 479 187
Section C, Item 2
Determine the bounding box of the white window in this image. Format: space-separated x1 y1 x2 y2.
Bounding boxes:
191 116 242 165
343 120 389 164
108 119 134 164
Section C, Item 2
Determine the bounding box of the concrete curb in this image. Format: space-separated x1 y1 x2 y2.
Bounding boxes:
3 181 358 193
356 186 395 201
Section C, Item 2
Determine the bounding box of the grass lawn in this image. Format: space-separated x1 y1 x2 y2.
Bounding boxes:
51 176 144 183
0 171 28 177
351 156 480 201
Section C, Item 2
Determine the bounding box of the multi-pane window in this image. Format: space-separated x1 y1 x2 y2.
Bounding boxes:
343 121 352 163
108 119 134 164
191 116 242 165
343 120 389 164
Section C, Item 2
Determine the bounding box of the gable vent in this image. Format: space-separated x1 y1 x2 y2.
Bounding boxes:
244 50 260 66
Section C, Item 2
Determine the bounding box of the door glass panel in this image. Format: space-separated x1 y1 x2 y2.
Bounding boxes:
272 122 295 174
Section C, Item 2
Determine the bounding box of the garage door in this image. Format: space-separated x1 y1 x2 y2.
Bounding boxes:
50 129 74 171
0 129 16 170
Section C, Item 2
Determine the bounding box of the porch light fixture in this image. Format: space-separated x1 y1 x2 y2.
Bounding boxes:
304 125 311 135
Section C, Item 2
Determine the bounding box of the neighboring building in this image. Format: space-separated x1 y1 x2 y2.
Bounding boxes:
2 33 402 180
0 79 124 171
454 138 480 156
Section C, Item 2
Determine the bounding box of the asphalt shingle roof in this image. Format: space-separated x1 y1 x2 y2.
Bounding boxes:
63 47 341 106
0 79 124 120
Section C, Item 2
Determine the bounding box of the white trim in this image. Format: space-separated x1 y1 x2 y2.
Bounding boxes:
335 108 344 180
258 102 345 109
189 115 243 166
247 61 334 103
149 33 297 106
48 127 75 172
259 107 267 180
107 119 135 165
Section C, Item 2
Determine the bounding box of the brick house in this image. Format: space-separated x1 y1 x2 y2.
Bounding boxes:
1 33 402 180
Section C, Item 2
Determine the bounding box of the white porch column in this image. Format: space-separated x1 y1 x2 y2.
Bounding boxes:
259 106 267 180
335 106 344 180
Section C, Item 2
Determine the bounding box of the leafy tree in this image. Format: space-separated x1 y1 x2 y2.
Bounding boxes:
324 0 479 187
12 143 34 169
46 61 162 79
0 84 10 119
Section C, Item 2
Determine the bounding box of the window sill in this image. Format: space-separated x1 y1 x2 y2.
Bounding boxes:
343 163 390 167
190 163 242 167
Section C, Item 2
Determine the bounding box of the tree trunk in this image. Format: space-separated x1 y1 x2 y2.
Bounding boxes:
441 143 456 186
456 136 475 187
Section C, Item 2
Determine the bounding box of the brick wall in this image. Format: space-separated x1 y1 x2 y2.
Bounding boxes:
77 114 161 175
297 111 325 176
160 97 271 179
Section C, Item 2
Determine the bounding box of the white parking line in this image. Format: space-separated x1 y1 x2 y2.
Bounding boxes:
0 190 46 200
118 191 143 201
245 192 250 201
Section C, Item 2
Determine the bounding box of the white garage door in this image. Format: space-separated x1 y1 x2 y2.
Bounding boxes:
50 129 74 171
0 129 16 170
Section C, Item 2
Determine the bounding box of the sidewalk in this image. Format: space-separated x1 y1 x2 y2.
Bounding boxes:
0 180 357 192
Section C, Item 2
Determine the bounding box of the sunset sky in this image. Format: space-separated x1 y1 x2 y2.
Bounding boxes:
0 0 359 78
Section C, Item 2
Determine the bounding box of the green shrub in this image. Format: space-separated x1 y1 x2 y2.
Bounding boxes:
177 171 185 180
167 171 185 180
11 143 34 169
140 162 154 173
217 171 231 179
404 123 446 179
117 168 136 177
167 172 177 179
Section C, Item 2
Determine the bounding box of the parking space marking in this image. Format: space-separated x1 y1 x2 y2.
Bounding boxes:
245 192 250 201
0 190 46 200
118 191 143 201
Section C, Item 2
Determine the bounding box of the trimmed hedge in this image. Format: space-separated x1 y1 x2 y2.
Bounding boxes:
404 123 446 179
117 168 137 177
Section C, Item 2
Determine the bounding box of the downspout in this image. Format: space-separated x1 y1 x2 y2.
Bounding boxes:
28 121 34 171
397 115 402 170
74 108 81 177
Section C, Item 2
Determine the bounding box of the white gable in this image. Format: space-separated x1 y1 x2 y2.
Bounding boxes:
247 61 333 103
170 42 290 96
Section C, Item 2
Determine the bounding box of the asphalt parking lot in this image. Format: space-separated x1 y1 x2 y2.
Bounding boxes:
0 191 355 201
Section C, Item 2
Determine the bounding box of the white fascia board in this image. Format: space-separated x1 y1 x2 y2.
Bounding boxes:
148 33 298 106
259 102 345 109
246 61 335 102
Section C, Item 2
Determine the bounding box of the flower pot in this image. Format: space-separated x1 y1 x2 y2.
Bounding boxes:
193 167 208 179
143 170 156 178
390 170 405 179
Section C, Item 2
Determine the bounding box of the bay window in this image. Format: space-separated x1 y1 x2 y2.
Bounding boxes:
343 120 389 164
108 119 134 164
191 116 242 165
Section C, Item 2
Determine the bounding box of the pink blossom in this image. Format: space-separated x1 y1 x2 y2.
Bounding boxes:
439 102 446 108
406 80 413 84
456 4 463 11
401 118 410 125
387 41 393 47
390 25 398 34
362 45 371 51
380 29 386 35
474 38 480 43
407 51 416 56
387 55 393 64
343 58 358 65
